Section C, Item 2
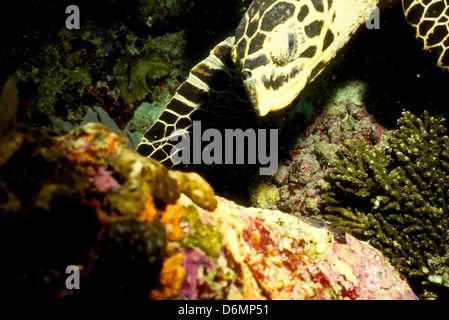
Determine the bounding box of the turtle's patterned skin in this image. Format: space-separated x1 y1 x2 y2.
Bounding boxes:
136 37 258 163
403 0 449 69
137 0 449 165
231 0 381 116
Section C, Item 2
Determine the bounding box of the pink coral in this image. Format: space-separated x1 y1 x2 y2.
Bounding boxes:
180 247 214 299
251 99 389 216
87 165 120 192
160 196 417 299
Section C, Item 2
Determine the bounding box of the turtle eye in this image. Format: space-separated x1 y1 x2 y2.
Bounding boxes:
288 33 296 56
268 30 298 66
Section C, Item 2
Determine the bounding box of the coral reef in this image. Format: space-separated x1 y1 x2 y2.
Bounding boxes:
111 28 188 111
149 194 418 300
322 110 449 299
137 0 194 28
250 81 389 216
0 118 417 300
15 19 187 146
0 122 216 301
0 126 100 301
5 0 448 301
46 106 141 150
10 0 257 152
58 124 217 215
16 28 118 125
168 170 218 211
113 54 172 104
126 101 166 134
80 106 141 149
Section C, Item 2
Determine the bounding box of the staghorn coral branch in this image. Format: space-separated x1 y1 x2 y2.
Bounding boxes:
323 109 449 299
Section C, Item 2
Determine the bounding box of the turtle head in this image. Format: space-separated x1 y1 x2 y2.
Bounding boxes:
232 0 341 116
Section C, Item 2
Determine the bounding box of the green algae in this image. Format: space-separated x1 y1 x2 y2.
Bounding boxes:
180 205 222 259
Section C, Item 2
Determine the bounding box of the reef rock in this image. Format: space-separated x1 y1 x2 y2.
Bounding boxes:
250 81 389 216
151 194 418 300
0 122 417 301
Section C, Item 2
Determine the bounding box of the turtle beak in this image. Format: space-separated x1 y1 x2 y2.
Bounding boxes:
242 66 306 117
242 72 270 117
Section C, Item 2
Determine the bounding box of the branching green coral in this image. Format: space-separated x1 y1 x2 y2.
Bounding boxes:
322 110 449 299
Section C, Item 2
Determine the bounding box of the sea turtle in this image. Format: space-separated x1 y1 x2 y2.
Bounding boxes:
136 0 449 165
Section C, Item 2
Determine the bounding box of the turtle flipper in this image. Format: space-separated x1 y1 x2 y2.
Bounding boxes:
403 0 449 70
136 36 256 165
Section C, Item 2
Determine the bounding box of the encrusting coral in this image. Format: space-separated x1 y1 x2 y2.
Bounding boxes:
58 123 217 216
149 193 418 300
0 114 217 301
113 54 172 104
0 76 418 301
249 81 388 215
14 19 186 144
16 29 109 123
0 121 419 301
322 110 449 299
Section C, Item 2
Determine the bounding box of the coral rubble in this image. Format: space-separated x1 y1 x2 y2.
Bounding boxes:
322 110 449 299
